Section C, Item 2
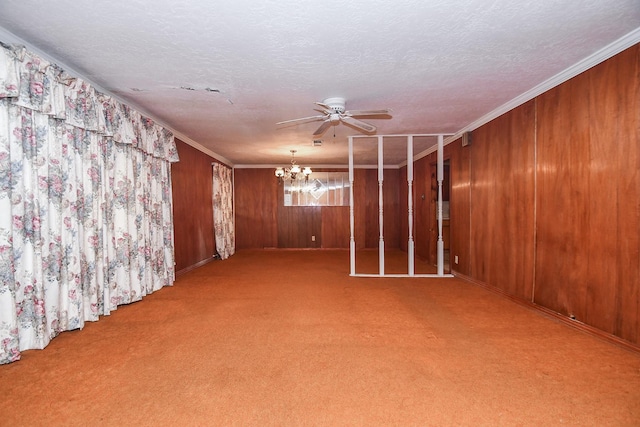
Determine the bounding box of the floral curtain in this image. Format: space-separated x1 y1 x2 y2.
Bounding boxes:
212 163 235 259
0 44 179 364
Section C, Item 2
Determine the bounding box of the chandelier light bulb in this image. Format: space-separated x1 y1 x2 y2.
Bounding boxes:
274 149 311 183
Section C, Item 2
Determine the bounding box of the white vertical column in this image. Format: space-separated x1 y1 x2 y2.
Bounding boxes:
437 134 444 276
349 136 356 276
407 135 415 276
378 136 385 275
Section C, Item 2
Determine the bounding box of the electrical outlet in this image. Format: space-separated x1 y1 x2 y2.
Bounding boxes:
311 235 316 241
454 255 459 264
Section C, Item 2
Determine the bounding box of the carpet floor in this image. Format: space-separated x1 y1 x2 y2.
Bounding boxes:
1 249 639 426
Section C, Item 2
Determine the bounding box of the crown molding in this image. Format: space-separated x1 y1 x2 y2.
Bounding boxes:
448 27 640 142
0 26 234 167
173 135 233 166
3 25 637 168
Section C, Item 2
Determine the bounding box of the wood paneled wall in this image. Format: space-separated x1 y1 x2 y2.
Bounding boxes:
277 202 322 248
443 44 639 346
234 168 278 249
171 139 216 273
361 169 401 249
469 101 536 300
390 45 638 346
412 156 432 260
534 45 639 343
321 207 350 248
383 169 401 249
234 168 397 249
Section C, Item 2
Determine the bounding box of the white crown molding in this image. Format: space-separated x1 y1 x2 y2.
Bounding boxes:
411 144 439 163
401 24 639 167
0 27 113 95
448 27 640 143
174 135 233 166
4 24 637 169
0 26 234 167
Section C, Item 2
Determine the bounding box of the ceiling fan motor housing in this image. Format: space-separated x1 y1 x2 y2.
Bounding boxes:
323 97 346 114
276 96 389 137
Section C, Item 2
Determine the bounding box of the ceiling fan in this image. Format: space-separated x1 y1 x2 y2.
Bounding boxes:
277 97 392 136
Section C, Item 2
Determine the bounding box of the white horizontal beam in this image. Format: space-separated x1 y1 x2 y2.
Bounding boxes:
351 274 454 278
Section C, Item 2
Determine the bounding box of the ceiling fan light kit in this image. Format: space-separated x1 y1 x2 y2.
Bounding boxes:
277 97 392 137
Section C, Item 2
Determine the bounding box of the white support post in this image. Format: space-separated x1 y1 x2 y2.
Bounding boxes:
407 135 415 276
378 136 385 275
437 134 444 276
349 136 356 276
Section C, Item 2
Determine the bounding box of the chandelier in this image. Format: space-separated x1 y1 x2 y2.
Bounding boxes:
275 150 312 182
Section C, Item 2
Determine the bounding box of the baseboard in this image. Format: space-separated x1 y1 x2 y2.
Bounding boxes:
175 257 216 277
261 247 349 251
452 271 640 355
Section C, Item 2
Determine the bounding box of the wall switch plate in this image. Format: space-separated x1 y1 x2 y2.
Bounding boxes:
311 235 316 241
454 255 459 264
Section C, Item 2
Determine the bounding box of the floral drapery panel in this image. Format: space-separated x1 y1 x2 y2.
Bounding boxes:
212 163 235 259
0 44 179 364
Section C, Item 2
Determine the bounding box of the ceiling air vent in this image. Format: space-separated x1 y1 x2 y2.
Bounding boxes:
312 139 322 147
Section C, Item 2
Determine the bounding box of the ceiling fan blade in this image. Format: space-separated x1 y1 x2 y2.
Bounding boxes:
341 116 377 133
313 120 333 136
314 101 337 115
276 115 325 126
346 109 392 117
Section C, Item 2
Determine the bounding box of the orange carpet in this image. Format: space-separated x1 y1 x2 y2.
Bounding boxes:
1 249 639 426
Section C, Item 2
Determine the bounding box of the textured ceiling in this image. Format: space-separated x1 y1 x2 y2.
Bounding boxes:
0 1 639 166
